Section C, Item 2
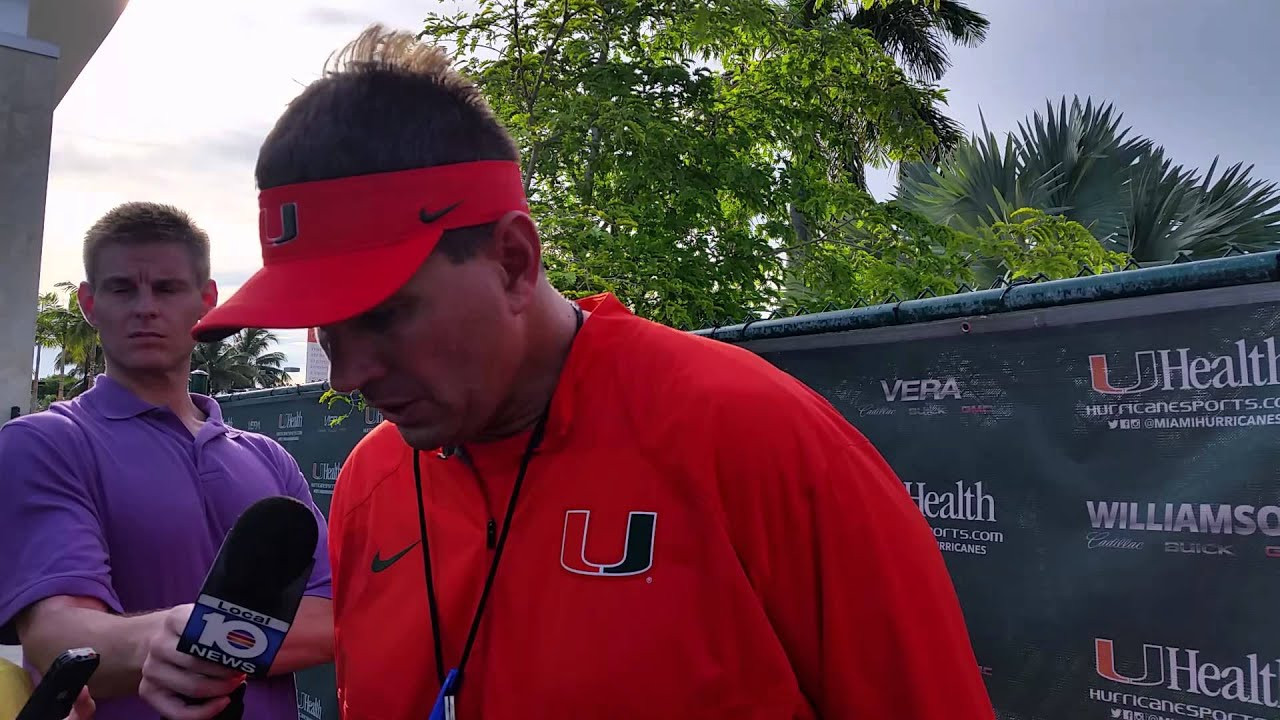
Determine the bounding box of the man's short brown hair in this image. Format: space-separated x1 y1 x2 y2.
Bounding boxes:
83 202 212 287
255 24 520 262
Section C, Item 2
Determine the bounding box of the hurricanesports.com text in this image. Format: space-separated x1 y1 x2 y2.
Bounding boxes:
1084 397 1280 417
1083 397 1280 430
933 527 1004 543
1091 689 1269 720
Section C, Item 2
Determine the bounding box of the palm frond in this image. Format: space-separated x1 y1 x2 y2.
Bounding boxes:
896 112 1065 233
1121 147 1199 260
1170 158 1280 258
1016 96 1151 241
843 0 988 83
191 328 293 393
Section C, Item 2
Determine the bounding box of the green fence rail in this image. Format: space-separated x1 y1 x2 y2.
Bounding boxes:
692 250 1280 344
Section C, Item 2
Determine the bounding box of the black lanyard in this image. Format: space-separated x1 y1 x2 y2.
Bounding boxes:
411 302 583 701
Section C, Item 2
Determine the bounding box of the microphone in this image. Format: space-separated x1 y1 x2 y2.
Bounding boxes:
173 496 319 716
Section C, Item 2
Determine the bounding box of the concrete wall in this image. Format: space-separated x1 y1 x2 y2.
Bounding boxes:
0 0 29 35
0 41 56 422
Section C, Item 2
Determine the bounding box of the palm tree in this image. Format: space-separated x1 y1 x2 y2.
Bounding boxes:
230 328 291 389
46 282 100 399
191 328 292 394
779 0 988 303
839 0 989 84
31 292 61 411
191 339 257 394
897 96 1280 262
830 0 988 186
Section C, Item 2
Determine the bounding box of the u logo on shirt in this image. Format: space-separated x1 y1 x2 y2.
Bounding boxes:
560 510 657 577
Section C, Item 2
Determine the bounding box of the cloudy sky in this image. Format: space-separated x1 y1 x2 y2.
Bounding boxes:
37 0 1280 379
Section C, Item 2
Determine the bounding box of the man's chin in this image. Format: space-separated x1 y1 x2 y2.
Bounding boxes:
394 422 452 453
111 350 190 376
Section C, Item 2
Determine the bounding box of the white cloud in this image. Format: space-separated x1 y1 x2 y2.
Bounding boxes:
41 0 451 375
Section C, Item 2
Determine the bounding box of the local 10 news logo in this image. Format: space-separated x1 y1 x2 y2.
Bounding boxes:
177 595 290 676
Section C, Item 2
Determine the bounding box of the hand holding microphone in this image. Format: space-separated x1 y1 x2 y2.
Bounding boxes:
139 497 319 720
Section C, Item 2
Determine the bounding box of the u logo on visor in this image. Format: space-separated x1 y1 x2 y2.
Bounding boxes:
265 203 299 246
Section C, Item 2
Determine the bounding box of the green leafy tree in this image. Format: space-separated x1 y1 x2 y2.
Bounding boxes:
898 96 1280 262
33 373 80 411
797 0 989 187
191 329 292 394
230 328 291 389
47 281 101 399
977 207 1129 285
191 340 256 394
31 291 61 410
422 0 963 329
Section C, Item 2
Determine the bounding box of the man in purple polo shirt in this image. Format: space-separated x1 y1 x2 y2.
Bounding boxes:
0 202 334 720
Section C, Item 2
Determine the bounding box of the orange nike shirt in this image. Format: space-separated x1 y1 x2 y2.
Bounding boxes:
328 293 995 720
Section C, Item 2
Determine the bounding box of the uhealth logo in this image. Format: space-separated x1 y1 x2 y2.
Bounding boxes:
905 481 1004 555
312 462 343 481
1095 638 1280 710
1089 339 1280 396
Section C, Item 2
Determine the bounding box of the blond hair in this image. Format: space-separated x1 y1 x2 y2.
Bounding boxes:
83 202 211 287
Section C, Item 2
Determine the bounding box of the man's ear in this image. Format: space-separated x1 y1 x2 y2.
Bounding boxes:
491 211 542 307
199 279 219 317
76 282 97 329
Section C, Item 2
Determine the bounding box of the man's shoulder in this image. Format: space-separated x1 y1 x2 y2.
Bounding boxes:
349 419 411 460
331 420 412 512
0 403 93 451
599 316 866 463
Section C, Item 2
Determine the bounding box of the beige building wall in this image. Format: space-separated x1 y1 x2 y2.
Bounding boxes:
0 0 127 423
0 41 56 422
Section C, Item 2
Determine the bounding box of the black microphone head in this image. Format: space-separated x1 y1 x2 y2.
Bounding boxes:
177 496 318 678
205 496 318 620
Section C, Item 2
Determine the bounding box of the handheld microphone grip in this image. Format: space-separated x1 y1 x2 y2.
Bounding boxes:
171 496 319 720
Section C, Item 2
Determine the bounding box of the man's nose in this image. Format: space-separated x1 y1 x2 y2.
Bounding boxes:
327 346 385 395
132 288 160 315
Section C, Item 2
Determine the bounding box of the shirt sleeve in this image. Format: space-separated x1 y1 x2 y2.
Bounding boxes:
715 389 995 720
0 419 122 644
270 441 334 600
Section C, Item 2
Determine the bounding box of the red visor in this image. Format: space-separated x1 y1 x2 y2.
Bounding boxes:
192 160 529 342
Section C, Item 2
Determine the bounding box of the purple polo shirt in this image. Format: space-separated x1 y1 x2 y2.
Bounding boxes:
0 374 332 720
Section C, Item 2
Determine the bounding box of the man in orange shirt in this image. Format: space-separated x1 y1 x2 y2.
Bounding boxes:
192 24 995 720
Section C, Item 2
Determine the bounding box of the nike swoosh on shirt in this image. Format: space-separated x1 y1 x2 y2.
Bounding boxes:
371 540 421 573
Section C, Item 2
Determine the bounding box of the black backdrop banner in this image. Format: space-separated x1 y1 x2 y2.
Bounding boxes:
218 393 381 720
219 264 1280 720
743 283 1280 720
